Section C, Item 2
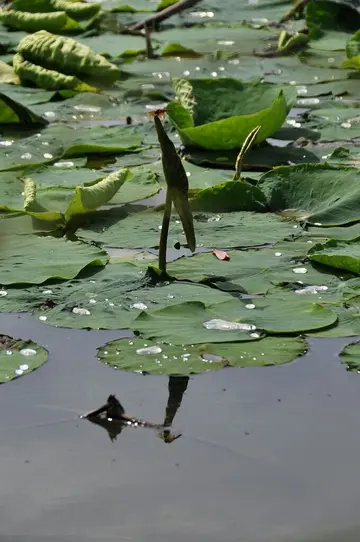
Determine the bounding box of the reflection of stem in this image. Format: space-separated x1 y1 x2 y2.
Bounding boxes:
158 190 172 274
163 375 189 427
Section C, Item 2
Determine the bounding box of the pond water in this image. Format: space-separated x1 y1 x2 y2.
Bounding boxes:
1 0 360 539
1 313 360 541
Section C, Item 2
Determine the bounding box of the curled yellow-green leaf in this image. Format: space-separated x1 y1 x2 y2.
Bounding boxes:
12 0 100 20
18 30 122 83
13 53 98 92
23 178 36 211
0 9 80 33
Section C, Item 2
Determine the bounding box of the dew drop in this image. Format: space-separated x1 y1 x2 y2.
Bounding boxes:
245 304 256 309
274 252 282 257
89 299 97 304
39 315 47 321
203 319 256 331
136 346 162 355
20 348 36 356
42 289 53 295
0 290 7 297
72 307 91 315
21 153 32 160
0 140 13 147
43 153 53 159
295 285 328 294
292 267 308 274
44 111 56 120
15 369 24 376
74 105 101 113
19 364 29 371
6 350 13 356
132 302 148 310
250 332 261 338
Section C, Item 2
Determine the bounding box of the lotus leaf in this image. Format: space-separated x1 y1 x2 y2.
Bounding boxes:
97 336 308 375
0 10 81 33
0 334 48 384
17 31 122 84
12 0 100 20
166 78 295 150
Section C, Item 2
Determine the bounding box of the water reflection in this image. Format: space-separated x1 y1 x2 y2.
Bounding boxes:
86 375 189 443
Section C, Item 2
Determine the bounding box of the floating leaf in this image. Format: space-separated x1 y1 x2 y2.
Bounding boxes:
339 340 360 371
0 334 48 384
259 164 360 225
0 90 48 125
309 239 360 275
97 336 307 375
0 236 108 286
76 210 298 250
190 180 267 212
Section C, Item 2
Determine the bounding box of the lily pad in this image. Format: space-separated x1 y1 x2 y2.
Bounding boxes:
132 301 262 345
259 164 360 225
0 334 48 384
339 340 360 372
0 235 108 285
309 239 360 275
167 241 341 295
0 91 48 125
76 210 299 249
167 78 295 150
97 335 308 375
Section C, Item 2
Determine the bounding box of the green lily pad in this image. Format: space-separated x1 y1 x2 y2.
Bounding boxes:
190 180 267 212
342 29 360 68
339 340 360 371
131 301 262 345
258 164 360 225
0 91 48 125
167 241 341 295
208 296 337 334
309 239 360 275
76 210 298 249
167 78 295 150
0 124 143 172
0 10 82 33
97 335 308 375
0 235 108 285
0 334 48 384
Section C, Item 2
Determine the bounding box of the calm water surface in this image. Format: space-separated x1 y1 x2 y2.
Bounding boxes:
1 314 360 541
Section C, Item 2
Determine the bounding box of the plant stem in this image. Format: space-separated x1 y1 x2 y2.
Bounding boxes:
159 190 172 274
130 0 203 31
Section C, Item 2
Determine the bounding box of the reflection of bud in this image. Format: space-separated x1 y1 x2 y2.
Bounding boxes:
153 114 196 252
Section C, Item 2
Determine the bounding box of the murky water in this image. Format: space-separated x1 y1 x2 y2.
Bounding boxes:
1 313 360 541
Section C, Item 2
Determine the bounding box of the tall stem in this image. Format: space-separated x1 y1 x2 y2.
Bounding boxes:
158 190 172 274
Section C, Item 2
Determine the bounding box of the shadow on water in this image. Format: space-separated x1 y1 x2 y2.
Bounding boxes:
1 313 360 541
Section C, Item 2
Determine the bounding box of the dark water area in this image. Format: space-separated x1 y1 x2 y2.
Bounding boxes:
1 313 360 541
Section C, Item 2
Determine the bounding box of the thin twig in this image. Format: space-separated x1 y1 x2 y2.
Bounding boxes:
129 0 203 31
158 190 172 274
